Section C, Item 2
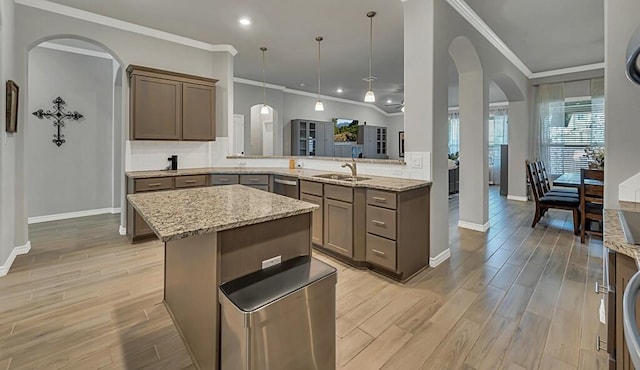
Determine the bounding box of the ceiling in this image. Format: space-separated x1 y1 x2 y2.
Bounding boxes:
45 0 604 112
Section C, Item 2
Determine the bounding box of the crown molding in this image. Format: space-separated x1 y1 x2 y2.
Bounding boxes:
233 77 286 91
446 0 532 77
529 62 605 79
16 0 238 56
234 77 397 117
37 41 113 59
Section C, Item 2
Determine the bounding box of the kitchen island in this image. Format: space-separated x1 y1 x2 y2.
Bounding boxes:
127 185 318 370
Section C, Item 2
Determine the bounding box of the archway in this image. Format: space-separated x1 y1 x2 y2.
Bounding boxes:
249 104 277 156
25 37 125 229
448 36 490 232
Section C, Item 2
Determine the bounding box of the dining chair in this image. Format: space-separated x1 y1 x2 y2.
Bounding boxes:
580 168 605 243
526 160 580 235
537 161 579 197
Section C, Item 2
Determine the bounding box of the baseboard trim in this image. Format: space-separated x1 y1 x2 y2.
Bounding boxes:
28 208 121 224
507 195 529 202
458 220 491 232
119 225 127 236
0 241 32 277
430 248 451 267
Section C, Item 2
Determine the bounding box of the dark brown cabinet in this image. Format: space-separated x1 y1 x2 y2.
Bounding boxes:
127 65 217 141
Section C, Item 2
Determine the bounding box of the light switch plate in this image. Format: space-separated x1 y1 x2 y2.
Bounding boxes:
411 157 423 168
262 255 282 269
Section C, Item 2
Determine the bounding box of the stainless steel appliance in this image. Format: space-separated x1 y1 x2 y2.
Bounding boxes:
219 256 337 370
273 175 299 199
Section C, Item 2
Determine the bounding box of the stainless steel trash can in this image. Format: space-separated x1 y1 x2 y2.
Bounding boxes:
219 255 337 370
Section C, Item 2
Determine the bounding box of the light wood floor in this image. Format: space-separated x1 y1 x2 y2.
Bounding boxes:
0 188 608 369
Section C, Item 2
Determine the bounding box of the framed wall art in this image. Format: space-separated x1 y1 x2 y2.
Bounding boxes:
6 80 19 133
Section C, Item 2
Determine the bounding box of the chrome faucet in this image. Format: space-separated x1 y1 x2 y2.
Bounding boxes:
341 161 357 177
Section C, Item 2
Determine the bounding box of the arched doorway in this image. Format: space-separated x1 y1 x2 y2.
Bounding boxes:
448 36 489 232
25 37 125 228
249 104 277 156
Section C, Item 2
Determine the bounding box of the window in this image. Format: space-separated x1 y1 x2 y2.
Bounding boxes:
540 97 605 175
448 112 460 155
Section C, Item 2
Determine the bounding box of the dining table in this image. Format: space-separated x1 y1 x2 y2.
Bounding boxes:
553 172 604 188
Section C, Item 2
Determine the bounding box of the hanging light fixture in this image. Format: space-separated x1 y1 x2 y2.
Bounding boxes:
260 47 269 115
314 36 325 111
364 11 377 103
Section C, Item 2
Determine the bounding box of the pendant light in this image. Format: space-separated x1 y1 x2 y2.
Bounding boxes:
314 36 325 111
364 11 376 103
260 47 269 115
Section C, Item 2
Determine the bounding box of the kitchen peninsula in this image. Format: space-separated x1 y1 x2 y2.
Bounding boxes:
127 185 318 370
126 167 431 282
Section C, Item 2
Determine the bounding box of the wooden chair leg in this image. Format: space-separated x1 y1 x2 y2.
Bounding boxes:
580 210 586 244
573 208 580 236
532 206 541 228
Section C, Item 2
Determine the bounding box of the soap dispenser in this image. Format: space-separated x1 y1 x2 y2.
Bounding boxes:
168 155 178 170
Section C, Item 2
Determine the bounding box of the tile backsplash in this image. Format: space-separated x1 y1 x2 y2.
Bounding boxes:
619 172 640 203
126 140 213 171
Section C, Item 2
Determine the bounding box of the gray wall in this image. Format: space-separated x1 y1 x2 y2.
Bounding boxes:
13 3 234 249
604 0 640 206
0 0 17 267
234 82 398 158
27 46 114 218
404 0 531 258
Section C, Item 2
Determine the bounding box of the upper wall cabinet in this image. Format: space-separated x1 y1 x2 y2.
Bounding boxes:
127 65 217 141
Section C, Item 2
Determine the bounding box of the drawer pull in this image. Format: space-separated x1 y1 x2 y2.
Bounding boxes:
372 220 386 226
220 178 229 182
373 196 387 202
595 281 614 294
372 249 386 256
249 178 260 182
185 180 197 184
148 183 162 187
595 335 607 352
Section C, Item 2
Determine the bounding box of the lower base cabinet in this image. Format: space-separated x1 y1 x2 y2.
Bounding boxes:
609 250 640 369
324 198 353 258
300 193 323 246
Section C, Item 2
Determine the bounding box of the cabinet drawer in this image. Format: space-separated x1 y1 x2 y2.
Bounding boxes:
324 184 353 203
300 180 323 197
175 175 207 188
367 189 397 210
240 174 269 185
134 177 173 192
366 205 397 240
210 174 239 185
366 233 397 271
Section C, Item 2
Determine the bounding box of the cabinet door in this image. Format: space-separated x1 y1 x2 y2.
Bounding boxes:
300 193 323 246
131 75 182 140
324 123 335 157
324 198 353 257
182 82 215 141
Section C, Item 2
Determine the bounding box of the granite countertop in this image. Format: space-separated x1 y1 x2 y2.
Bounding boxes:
605 201 640 266
127 185 319 242
225 155 406 165
125 167 431 192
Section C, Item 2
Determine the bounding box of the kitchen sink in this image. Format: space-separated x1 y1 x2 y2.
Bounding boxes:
313 173 371 182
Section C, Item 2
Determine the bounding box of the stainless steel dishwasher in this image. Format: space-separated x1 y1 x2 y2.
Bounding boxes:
273 175 299 199
219 256 337 370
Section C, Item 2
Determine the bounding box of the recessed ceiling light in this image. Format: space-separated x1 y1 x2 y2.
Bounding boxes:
337 88 343 93
300 83 305 87
238 17 251 26
387 99 392 104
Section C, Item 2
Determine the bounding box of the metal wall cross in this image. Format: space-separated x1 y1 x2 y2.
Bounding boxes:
32 97 84 147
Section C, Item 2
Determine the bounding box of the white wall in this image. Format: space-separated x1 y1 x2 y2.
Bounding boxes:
604 0 640 206
27 46 116 218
